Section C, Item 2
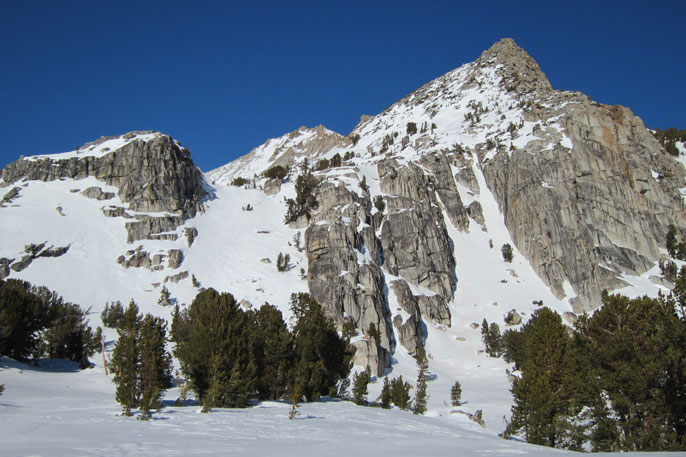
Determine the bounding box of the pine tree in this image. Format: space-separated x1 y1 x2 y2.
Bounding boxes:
501 243 514 262
137 314 173 420
451 380 462 407
381 377 392 409
158 286 171 307
391 376 412 410
253 303 292 400
289 293 352 401
413 347 429 415
352 366 371 405
111 300 140 416
505 308 572 447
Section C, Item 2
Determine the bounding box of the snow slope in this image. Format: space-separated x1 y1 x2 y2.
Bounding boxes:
3 357 684 457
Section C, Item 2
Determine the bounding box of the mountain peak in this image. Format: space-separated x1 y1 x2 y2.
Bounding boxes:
478 38 552 93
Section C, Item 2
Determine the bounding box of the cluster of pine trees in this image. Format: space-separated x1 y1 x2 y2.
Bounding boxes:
168 290 353 412
502 284 686 451
110 301 173 419
652 127 686 157
0 278 100 368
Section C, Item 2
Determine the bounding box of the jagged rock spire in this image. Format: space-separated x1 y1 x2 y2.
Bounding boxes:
479 38 552 93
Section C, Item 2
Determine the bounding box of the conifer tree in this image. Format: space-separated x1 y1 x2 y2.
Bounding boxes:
289 293 352 401
413 347 429 415
158 286 171 307
111 300 140 416
137 314 173 420
352 366 371 405
253 303 292 400
391 376 412 410
451 380 462 407
381 377 392 409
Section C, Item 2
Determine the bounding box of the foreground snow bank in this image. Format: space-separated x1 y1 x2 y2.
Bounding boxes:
2 358 683 457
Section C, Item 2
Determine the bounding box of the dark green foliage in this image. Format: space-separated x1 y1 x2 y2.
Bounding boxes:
653 127 686 157
0 279 95 366
390 376 412 410
101 301 125 328
330 153 342 168
0 279 49 360
501 243 513 262
349 133 360 146
315 158 330 171
343 151 354 161
138 314 173 420
230 176 249 187
406 122 418 135
111 301 140 416
262 165 289 181
413 348 429 415
381 377 392 409
276 253 291 272
341 319 357 340
171 289 256 409
481 319 503 357
284 172 319 223
504 294 686 452
289 292 353 401
352 366 371 405
172 289 351 409
158 286 171 307
0 384 4 396
366 323 381 346
373 195 385 212
505 308 573 447
450 380 462 407
42 297 97 368
252 303 292 401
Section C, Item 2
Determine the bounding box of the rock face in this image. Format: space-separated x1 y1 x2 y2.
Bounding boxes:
378 159 456 301
2 132 207 244
305 179 393 375
472 40 686 311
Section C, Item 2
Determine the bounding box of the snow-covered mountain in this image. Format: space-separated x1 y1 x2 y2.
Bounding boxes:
1 38 685 453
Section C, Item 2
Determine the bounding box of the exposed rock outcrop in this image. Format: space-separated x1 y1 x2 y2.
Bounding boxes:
81 187 115 201
305 178 393 373
379 159 456 300
352 338 390 377
2 132 208 244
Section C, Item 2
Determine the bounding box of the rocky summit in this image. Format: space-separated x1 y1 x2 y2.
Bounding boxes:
1 39 685 416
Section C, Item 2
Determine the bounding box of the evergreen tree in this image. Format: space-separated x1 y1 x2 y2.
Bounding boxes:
501 243 514 262
110 300 140 416
43 297 96 368
352 366 371 405
289 293 352 401
173 289 256 408
0 384 3 396
413 347 429 415
391 376 412 410
137 314 173 420
158 286 171 307
0 279 50 360
253 303 292 400
101 301 125 328
481 319 503 357
450 380 462 407
505 308 573 447
381 377 392 409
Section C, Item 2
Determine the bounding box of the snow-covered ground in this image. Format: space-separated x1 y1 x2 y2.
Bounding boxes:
3 356 684 457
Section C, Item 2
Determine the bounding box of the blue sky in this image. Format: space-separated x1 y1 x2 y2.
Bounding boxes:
1 0 684 172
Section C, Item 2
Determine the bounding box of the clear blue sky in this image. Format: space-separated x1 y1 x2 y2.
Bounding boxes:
1 0 684 172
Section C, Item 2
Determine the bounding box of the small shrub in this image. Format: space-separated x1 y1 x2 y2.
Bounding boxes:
501 243 513 262
231 176 249 187
262 165 289 181
451 380 462 406
276 253 291 272
373 195 385 212
406 122 418 135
